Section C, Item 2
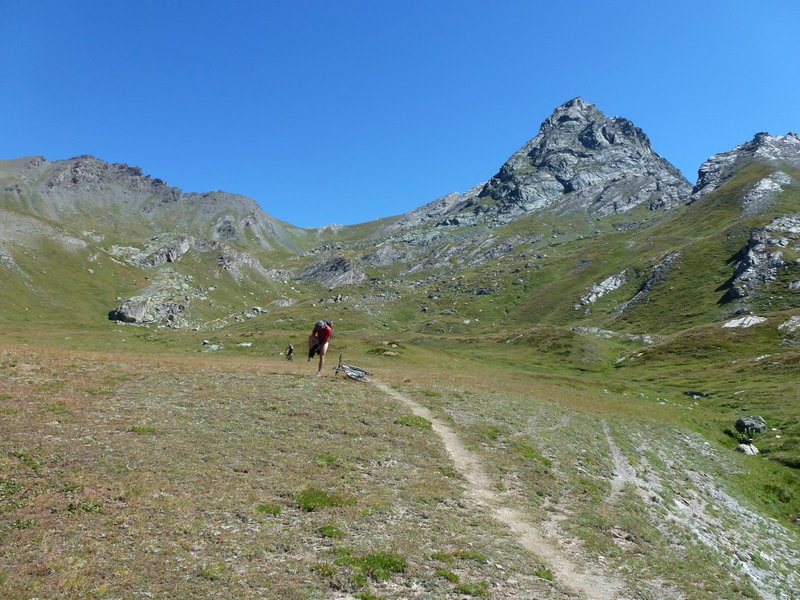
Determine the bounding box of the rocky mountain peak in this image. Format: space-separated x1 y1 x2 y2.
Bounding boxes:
476 98 691 221
692 132 800 199
537 97 611 138
44 155 172 194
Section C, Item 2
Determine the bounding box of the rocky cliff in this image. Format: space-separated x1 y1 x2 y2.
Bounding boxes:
692 132 800 201
473 98 692 222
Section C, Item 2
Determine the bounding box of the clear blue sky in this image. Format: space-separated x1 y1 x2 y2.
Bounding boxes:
2 1 798 228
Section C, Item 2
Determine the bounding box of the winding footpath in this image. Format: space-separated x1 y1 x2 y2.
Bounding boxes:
373 380 627 600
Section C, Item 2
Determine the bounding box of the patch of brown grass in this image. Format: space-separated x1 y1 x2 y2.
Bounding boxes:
0 345 560 599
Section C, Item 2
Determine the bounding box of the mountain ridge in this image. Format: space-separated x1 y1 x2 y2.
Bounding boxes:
5 100 798 236
0 154 304 252
1 97 799 334
2 99 799 600
474 97 692 221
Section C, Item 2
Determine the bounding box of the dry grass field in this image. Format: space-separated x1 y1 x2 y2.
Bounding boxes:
1 343 798 599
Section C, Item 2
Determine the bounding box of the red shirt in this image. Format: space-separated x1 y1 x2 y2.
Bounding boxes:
314 324 332 344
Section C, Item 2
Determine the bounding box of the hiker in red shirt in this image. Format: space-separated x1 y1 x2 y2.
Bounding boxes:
308 319 333 376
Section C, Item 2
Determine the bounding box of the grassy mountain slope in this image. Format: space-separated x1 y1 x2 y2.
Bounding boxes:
2 137 800 598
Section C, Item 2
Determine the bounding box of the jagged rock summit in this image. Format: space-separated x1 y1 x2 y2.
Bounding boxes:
692 132 800 200
475 97 692 221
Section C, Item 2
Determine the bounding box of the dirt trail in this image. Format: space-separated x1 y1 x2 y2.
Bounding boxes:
602 421 640 502
373 380 627 600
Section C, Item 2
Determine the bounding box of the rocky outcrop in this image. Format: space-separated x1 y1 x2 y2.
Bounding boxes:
616 252 682 315
382 185 484 233
296 256 367 288
721 315 767 328
362 245 408 267
579 271 627 307
109 296 188 327
108 270 203 327
141 236 192 266
736 416 768 435
217 248 271 281
109 236 202 268
106 234 273 282
724 215 800 303
740 171 794 217
779 315 800 346
475 98 691 222
44 155 168 194
692 132 800 200
464 234 542 266
736 443 760 455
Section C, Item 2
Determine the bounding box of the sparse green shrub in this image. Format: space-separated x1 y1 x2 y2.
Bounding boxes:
750 552 770 570
350 571 368 588
763 483 791 504
723 428 739 440
333 548 407 582
480 425 505 442
438 465 461 479
435 567 459 582
67 500 100 514
513 441 552 467
10 518 36 530
129 424 156 435
45 403 68 415
577 476 605 501
739 426 759 444
311 562 337 578
198 563 226 581
10 450 41 474
315 453 337 465
355 590 383 600
318 524 345 539
534 566 554 581
394 414 432 428
256 502 282 516
358 551 407 581
421 389 442 398
455 580 490 597
453 549 487 563
296 487 355 511
431 551 453 563
0 478 22 498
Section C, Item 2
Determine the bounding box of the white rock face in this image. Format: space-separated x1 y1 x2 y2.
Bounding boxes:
722 316 767 328
779 315 800 334
741 171 793 217
725 214 800 302
735 443 760 455
692 132 800 200
580 271 627 305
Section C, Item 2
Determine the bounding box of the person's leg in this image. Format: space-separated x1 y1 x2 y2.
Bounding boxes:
316 341 329 375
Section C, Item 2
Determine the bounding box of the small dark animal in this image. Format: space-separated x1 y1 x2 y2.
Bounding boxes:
285 344 294 361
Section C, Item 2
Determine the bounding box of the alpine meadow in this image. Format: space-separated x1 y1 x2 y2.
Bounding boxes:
1 98 799 599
